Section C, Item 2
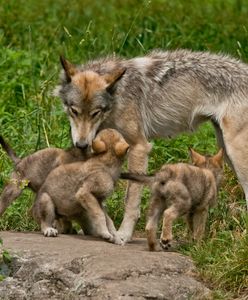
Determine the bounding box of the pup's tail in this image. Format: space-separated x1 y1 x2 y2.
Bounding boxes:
120 172 154 186
0 136 21 164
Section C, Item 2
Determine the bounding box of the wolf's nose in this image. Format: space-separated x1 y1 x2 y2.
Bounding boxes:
76 141 88 150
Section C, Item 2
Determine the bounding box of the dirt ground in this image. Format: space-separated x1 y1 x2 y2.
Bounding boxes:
0 231 212 299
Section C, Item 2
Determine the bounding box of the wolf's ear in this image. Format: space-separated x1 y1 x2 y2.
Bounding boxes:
114 141 129 157
211 148 224 167
92 138 107 154
104 67 126 95
60 55 77 83
189 148 206 166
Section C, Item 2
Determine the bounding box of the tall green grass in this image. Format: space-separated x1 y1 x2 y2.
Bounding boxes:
0 0 248 297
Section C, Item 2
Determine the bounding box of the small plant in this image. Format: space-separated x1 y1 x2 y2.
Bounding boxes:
0 237 12 281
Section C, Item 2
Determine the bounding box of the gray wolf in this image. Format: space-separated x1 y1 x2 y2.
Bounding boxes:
0 135 88 233
32 128 129 244
121 148 224 251
54 49 248 244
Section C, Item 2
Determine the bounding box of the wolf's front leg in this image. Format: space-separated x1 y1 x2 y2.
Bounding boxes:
117 141 152 244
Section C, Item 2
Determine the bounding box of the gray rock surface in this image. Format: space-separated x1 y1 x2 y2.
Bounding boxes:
0 231 212 299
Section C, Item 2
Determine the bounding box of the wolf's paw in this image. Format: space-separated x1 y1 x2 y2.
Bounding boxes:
159 239 172 251
100 231 114 242
112 234 124 245
43 227 58 237
115 230 132 245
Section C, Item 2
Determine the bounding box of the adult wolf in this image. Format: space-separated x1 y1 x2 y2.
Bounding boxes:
54 49 248 244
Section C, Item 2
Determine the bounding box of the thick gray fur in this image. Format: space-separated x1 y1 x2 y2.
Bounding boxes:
55 49 248 243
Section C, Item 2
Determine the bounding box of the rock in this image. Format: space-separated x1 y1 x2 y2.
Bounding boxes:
0 231 212 299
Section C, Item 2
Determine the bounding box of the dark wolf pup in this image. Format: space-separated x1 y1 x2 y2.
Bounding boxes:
121 148 223 251
32 129 129 244
0 135 89 232
54 49 248 244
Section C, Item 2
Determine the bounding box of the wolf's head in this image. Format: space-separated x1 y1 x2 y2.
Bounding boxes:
189 148 224 186
92 128 129 158
54 56 126 149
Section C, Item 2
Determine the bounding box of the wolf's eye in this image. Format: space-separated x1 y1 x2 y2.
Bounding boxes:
70 107 78 116
91 110 101 119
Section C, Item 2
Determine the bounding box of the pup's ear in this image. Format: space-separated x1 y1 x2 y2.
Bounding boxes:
104 67 126 95
211 148 224 168
189 148 206 166
92 138 107 154
60 55 77 83
114 141 129 157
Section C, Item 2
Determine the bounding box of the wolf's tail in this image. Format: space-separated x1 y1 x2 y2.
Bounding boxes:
120 172 154 186
0 136 21 164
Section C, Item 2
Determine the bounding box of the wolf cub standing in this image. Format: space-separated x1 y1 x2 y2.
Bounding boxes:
121 148 223 251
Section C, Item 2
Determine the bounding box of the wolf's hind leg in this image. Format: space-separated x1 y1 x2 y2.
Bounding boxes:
160 205 181 251
192 207 208 241
145 197 164 251
186 212 194 235
54 218 75 234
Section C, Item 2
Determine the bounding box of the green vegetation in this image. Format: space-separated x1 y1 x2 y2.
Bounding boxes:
0 0 247 297
0 238 12 281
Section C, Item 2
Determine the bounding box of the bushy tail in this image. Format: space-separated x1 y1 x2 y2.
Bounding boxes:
120 172 154 186
0 136 21 164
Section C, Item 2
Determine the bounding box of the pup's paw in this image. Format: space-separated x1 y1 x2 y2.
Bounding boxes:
106 234 115 243
112 235 124 245
115 230 132 245
43 227 58 237
99 231 114 242
159 239 172 251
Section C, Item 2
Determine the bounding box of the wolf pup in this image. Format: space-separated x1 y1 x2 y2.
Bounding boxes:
32 129 129 244
54 49 248 244
121 148 223 251
0 136 90 232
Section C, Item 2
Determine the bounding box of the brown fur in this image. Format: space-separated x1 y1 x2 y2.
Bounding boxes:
121 149 223 251
32 129 129 244
72 71 108 100
0 135 89 233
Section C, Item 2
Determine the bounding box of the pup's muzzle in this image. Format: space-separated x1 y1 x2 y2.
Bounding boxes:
76 140 89 150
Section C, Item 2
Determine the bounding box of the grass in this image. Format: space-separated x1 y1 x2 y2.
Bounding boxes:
0 0 248 298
